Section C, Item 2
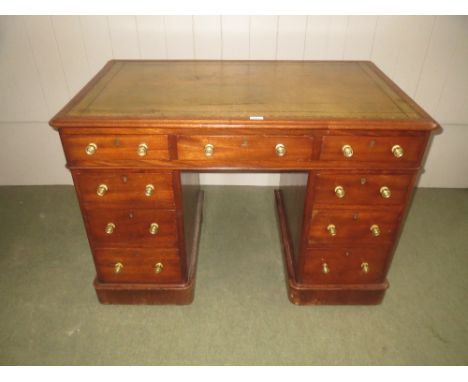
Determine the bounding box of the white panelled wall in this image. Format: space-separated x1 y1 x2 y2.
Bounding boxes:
0 16 467 187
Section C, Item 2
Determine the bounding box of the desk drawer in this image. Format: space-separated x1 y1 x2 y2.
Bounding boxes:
302 247 389 284
73 170 175 208
320 135 425 163
61 134 169 163
177 135 314 162
94 248 183 284
313 173 413 206
85 207 178 248
308 208 401 246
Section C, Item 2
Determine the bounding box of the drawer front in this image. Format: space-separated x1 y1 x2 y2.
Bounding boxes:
313 173 413 205
320 135 426 163
94 248 183 283
85 208 178 248
61 134 169 163
308 209 401 246
302 247 389 284
73 171 175 208
177 135 314 162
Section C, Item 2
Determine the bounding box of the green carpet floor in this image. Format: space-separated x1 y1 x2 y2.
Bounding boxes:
0 186 467 365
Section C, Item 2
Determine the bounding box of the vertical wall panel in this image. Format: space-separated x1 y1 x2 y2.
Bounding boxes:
136 16 167 59
24 16 70 117
165 16 194 59
51 16 91 96
433 18 468 124
0 16 48 121
250 16 278 60
391 16 435 97
200 174 281 187
371 16 406 78
304 16 331 59
193 16 222 59
304 16 349 60
108 16 140 59
0 53 23 121
277 16 307 60
80 16 114 74
418 124 468 188
0 123 71 185
414 16 464 120
343 16 378 60
326 16 348 59
222 16 250 59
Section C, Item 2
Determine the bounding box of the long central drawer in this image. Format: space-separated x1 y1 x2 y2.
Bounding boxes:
177 135 315 161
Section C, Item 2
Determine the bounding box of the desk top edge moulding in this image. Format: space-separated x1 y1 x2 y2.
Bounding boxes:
50 60 440 305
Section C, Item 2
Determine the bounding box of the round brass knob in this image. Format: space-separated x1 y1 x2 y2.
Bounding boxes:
370 224 381 237
137 143 148 157
380 186 391 199
204 144 214 157
327 224 337 236
392 144 404 158
154 262 164 274
342 144 354 158
105 222 115 235
96 184 108 197
322 263 330 274
114 262 123 274
275 143 286 157
85 143 97 156
361 262 369 274
145 184 155 197
335 185 345 198
149 222 159 235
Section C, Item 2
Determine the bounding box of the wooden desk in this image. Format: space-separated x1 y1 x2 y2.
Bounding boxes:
50 60 439 305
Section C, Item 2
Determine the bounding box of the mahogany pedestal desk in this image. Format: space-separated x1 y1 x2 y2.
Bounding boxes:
50 60 439 305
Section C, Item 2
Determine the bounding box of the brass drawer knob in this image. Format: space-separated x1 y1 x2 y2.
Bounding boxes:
370 224 381 237
85 143 97 155
322 263 330 274
149 222 159 235
335 185 345 198
342 144 354 158
275 143 286 157
114 262 123 274
145 184 155 197
380 186 391 199
204 143 215 157
137 143 148 157
96 184 108 196
154 262 164 274
105 222 115 234
361 262 369 274
327 224 337 236
392 144 404 158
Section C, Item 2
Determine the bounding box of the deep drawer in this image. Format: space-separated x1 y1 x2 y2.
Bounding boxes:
93 248 183 284
73 170 176 208
313 172 413 206
84 207 178 248
302 246 390 284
